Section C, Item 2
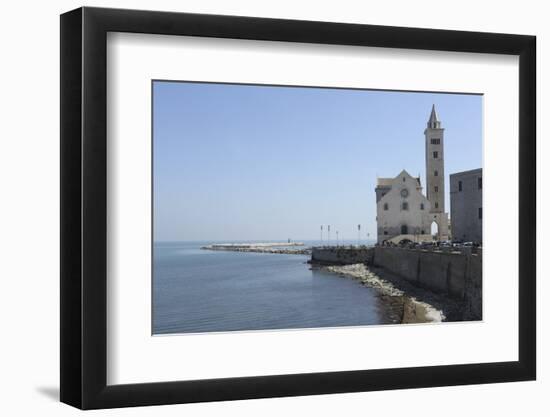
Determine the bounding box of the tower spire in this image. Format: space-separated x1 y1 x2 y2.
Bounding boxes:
427 104 441 129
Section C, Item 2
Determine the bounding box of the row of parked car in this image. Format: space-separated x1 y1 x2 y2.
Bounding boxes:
418 240 480 248
379 240 482 249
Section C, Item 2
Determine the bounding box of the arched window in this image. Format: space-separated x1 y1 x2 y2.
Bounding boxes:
431 221 438 237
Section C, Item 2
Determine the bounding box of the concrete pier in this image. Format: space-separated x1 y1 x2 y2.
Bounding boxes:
201 242 310 255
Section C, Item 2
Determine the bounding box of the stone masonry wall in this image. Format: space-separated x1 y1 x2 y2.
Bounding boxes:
311 247 374 265
372 247 482 319
463 251 482 320
311 246 482 320
372 247 477 299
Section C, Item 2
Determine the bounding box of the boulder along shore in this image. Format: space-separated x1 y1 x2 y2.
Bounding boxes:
311 263 466 324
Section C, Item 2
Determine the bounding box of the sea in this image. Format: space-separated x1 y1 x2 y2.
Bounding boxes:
153 240 396 335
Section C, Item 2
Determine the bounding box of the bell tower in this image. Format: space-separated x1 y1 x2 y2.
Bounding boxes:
425 104 445 213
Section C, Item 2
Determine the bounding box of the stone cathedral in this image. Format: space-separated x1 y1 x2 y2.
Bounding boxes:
375 105 450 243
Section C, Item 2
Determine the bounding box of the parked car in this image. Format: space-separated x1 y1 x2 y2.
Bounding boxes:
418 241 435 249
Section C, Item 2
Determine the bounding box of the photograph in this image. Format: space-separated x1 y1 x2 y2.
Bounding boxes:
0 0 542 414
152 81 483 335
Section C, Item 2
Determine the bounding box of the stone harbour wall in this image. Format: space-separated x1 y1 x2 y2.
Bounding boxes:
463 251 482 320
311 247 374 265
310 246 482 320
372 247 482 319
372 247 482 298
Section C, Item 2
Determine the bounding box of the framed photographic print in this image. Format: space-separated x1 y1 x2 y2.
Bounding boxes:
60 6 536 409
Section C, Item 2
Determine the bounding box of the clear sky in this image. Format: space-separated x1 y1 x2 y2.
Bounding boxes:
153 81 482 242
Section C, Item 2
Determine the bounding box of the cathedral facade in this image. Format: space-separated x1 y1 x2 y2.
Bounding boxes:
375 105 450 243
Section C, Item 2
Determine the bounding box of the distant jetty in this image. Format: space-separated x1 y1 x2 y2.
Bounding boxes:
200 242 311 255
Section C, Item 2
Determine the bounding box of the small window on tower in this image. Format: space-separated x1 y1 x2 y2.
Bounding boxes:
433 151 438 158
383 203 388 211
478 177 482 189
478 207 482 219
403 177 406 182
402 202 408 210
458 181 463 191
435 202 439 209
431 138 440 145
420 203 424 210
434 170 438 176
434 186 438 193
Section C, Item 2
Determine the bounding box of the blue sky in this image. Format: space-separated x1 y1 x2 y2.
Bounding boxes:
153 81 482 242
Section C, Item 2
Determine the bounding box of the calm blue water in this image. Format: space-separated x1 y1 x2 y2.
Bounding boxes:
153 241 393 335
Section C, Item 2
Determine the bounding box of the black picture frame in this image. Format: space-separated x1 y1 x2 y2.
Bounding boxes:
60 6 536 410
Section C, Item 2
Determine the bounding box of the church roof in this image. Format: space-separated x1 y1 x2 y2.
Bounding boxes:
377 170 421 187
399 169 421 186
376 178 393 187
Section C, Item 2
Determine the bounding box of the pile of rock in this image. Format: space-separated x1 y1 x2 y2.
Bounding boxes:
318 263 444 324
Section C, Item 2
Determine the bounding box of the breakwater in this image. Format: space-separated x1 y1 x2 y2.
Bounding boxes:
201 242 311 255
